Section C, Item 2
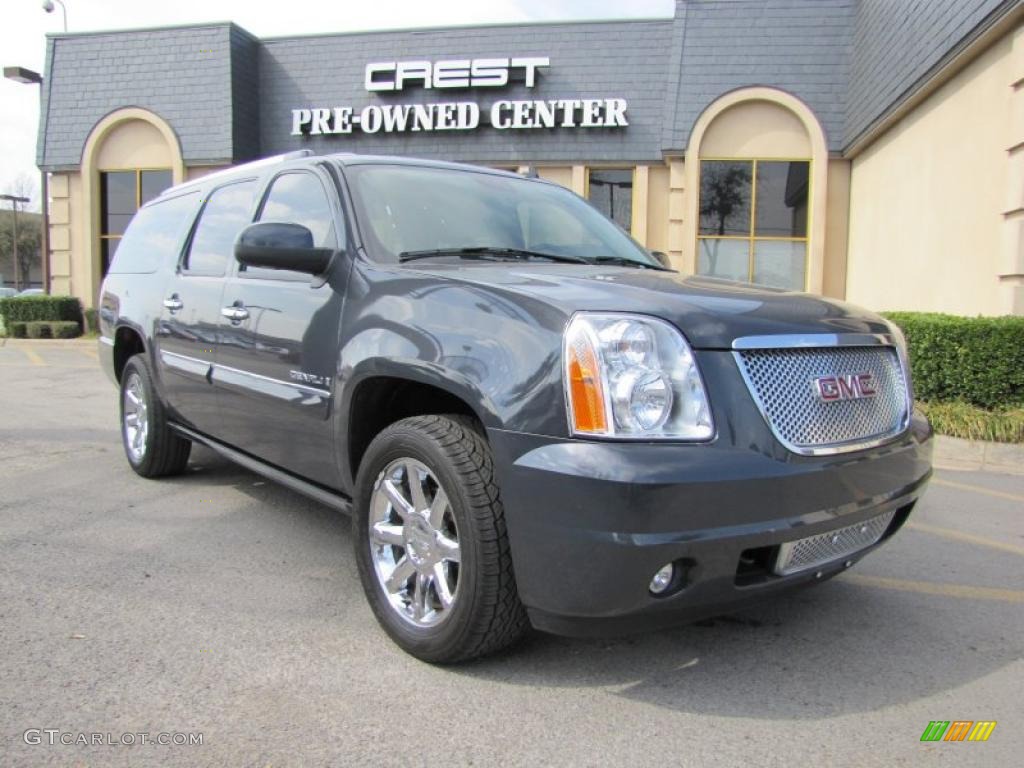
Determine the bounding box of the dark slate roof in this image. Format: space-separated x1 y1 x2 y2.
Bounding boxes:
38 23 246 169
667 0 855 153
845 0 1016 147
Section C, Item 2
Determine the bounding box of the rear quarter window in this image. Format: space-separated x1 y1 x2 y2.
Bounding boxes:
108 191 199 274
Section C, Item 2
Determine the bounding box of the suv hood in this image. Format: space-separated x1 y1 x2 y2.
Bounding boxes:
408 263 893 349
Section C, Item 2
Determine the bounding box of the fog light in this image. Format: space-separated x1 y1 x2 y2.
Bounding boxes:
649 563 675 595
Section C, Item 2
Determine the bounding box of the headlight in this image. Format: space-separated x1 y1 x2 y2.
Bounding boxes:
563 312 714 439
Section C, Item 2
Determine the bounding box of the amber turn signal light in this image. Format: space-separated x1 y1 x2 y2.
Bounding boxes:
566 335 608 433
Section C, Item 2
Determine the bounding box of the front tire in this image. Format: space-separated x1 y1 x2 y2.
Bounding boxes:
354 415 528 663
120 354 191 478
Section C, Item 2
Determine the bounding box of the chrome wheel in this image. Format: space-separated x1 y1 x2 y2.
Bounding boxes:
122 372 149 463
369 457 461 628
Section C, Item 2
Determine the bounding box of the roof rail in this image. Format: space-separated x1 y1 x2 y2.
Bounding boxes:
159 149 316 197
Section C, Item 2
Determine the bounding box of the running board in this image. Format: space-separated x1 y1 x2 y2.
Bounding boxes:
170 423 353 514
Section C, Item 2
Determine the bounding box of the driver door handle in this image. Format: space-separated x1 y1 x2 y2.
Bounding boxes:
163 295 183 312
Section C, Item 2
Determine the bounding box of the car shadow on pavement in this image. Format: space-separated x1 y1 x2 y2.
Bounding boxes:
456 574 1019 720
166 448 1020 722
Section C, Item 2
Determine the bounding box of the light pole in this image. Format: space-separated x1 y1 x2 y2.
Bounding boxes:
0 195 31 291
4 66 50 294
42 0 68 33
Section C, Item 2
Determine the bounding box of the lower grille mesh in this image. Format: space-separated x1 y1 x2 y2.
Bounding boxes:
774 511 895 575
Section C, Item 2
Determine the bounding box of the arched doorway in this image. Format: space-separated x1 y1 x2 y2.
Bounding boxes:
80 108 185 302
682 88 829 294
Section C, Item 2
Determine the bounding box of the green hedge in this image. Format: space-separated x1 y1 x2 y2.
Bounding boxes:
25 321 52 339
884 312 1024 409
0 295 83 325
8 321 27 338
23 320 81 339
50 321 82 339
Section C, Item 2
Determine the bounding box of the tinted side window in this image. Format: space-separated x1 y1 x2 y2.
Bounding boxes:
184 181 256 275
258 172 338 248
108 191 199 275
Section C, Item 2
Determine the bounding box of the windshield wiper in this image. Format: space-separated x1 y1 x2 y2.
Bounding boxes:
399 247 589 265
589 256 671 271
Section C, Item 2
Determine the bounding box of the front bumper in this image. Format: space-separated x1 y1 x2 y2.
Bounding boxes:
98 336 117 386
489 412 933 637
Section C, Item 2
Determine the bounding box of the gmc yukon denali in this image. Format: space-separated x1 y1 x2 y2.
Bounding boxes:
98 151 933 663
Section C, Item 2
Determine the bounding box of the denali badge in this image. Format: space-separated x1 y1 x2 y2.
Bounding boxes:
289 370 330 389
813 372 877 402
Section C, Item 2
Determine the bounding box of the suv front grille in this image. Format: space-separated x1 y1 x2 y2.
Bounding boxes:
734 344 909 454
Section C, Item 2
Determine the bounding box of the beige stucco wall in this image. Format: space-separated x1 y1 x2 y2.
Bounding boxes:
846 27 1020 315
822 159 851 299
698 100 811 158
536 166 572 189
47 172 74 298
646 164 670 254
95 120 170 170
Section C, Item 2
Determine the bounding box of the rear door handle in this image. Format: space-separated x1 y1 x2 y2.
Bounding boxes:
163 295 183 312
221 306 250 322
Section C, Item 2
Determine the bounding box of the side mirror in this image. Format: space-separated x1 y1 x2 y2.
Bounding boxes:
234 222 334 274
650 250 671 268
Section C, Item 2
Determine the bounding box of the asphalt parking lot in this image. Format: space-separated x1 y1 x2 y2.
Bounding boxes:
1 340 1021 767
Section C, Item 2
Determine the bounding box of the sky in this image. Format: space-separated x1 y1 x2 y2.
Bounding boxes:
0 0 674 210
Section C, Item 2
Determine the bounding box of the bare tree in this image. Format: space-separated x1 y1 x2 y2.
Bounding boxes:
9 174 38 211
0 175 42 290
699 164 750 276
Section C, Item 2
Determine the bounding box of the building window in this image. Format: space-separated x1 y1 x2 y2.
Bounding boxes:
99 169 173 276
588 169 633 233
697 159 809 290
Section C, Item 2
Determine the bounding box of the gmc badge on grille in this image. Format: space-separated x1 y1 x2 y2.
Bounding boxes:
813 372 877 402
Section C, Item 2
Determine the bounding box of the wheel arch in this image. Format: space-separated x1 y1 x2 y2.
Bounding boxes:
342 362 499 487
112 323 147 383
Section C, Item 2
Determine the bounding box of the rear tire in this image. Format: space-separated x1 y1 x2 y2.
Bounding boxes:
120 353 191 478
354 414 528 663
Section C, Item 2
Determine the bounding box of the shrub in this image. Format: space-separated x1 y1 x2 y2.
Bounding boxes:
50 321 82 339
0 295 83 325
884 312 1024 409
83 307 99 334
8 321 27 338
25 321 53 339
916 401 1024 444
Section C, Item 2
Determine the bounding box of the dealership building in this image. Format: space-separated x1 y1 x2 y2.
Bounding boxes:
27 0 1024 314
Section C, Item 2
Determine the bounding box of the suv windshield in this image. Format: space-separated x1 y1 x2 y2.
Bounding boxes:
345 164 662 268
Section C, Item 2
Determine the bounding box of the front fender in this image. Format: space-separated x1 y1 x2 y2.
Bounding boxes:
334 261 573 488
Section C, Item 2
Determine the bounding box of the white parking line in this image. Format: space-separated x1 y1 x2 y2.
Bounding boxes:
19 347 45 366
843 573 1024 603
933 477 1024 504
907 522 1024 557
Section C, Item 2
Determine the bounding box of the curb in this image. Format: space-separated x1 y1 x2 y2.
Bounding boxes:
1 337 97 347
933 435 1024 476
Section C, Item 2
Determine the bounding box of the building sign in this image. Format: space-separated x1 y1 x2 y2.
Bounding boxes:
290 56 629 136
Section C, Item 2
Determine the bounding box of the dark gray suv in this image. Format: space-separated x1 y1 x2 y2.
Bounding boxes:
98 151 932 662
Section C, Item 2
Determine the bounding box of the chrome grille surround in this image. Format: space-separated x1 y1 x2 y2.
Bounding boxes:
732 333 911 456
774 510 896 575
